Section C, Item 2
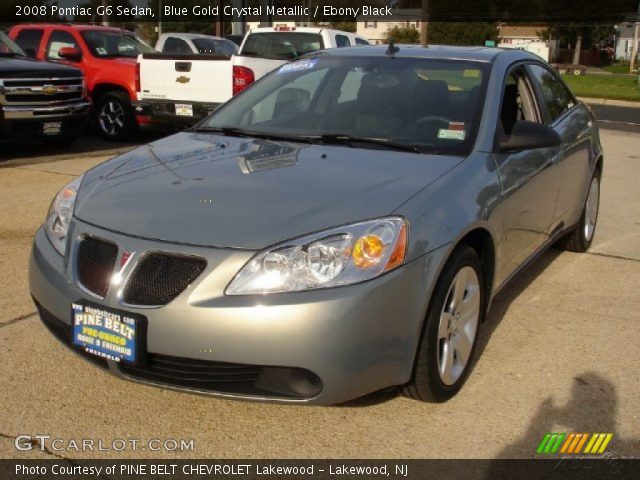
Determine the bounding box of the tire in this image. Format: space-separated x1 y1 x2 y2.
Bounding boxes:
403 245 485 402
95 91 137 141
556 169 600 253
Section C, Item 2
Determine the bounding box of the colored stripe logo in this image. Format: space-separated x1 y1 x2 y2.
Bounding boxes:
537 433 613 455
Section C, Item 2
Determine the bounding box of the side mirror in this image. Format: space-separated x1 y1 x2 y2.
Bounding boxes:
499 120 561 153
58 47 82 62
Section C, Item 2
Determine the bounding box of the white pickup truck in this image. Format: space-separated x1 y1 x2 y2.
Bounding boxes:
134 27 369 127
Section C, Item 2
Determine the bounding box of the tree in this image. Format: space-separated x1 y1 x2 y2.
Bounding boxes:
386 25 420 44
541 25 614 65
429 22 499 45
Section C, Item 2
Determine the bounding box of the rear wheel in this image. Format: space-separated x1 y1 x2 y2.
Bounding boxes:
95 91 137 141
556 169 600 253
403 245 484 402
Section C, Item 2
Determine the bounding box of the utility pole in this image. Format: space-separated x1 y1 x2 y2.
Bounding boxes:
101 0 109 26
630 1 640 72
158 0 162 37
420 0 429 46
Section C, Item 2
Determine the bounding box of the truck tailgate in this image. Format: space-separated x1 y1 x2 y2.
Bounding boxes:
138 54 232 104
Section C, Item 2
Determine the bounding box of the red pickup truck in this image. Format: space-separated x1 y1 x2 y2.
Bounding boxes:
10 24 155 140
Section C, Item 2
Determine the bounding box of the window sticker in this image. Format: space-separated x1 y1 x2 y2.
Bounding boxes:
438 129 466 140
96 47 107 55
277 59 318 75
448 121 465 131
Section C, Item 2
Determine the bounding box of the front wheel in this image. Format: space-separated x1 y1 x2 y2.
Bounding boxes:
403 245 484 402
556 169 600 253
95 91 137 141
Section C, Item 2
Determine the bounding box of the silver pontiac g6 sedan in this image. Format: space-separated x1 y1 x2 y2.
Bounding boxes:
30 45 602 404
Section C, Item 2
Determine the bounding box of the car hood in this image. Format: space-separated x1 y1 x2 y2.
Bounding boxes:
0 56 82 77
75 132 460 250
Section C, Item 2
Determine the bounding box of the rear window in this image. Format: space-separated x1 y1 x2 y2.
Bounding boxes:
240 32 324 60
192 38 238 56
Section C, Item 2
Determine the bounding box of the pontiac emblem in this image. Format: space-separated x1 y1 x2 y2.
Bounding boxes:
176 76 190 84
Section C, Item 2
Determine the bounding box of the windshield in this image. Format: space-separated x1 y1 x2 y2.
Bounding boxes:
0 31 26 56
202 56 490 156
241 32 324 60
192 37 238 56
81 30 154 58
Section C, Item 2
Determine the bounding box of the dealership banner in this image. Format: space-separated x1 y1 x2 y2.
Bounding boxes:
1 0 639 24
2 459 640 480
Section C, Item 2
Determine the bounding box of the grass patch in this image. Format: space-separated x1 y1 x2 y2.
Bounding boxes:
561 73 640 102
601 64 633 75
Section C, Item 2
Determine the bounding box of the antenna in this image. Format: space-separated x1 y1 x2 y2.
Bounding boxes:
386 39 399 56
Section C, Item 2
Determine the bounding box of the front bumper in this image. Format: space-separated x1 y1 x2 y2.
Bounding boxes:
1 101 90 140
29 219 446 405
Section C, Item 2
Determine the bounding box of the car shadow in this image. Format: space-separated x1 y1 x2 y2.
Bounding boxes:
338 248 565 408
0 128 163 164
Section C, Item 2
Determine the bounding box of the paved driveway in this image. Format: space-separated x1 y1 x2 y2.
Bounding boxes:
0 129 638 459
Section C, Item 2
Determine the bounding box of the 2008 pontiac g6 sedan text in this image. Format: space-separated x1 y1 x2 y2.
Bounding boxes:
30 45 603 404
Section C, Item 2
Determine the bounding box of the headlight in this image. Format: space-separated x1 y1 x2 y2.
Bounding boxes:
226 217 407 295
45 175 83 255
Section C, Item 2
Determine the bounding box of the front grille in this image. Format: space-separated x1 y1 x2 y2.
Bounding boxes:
1 77 83 105
76 236 118 298
123 253 206 306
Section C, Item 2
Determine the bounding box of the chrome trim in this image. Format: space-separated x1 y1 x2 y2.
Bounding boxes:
2 101 90 119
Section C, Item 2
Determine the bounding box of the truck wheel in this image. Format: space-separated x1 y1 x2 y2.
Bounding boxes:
403 245 484 402
96 91 137 141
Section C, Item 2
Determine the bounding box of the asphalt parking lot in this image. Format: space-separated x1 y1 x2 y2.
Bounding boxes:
0 121 638 459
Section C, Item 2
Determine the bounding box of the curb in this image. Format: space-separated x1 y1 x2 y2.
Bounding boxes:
577 97 640 109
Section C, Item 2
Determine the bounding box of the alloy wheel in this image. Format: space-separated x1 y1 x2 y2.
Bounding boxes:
99 100 126 136
437 266 481 386
583 176 600 242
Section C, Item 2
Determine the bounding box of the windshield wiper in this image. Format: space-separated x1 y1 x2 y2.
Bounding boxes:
310 134 422 154
193 126 313 143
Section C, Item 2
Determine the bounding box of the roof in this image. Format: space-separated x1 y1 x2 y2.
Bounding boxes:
159 33 226 41
250 26 366 38
319 44 511 62
499 25 545 39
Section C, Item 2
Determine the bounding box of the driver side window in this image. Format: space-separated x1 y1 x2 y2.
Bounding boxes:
499 68 540 136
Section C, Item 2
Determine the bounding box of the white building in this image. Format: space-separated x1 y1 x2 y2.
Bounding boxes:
357 9 423 45
498 25 558 61
614 23 640 61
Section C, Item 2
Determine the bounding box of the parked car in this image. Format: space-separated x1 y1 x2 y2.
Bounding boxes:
135 27 370 128
155 33 238 56
0 30 89 147
30 45 602 405
9 24 155 141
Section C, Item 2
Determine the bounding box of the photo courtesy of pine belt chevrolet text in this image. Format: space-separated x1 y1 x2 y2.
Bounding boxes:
29 44 603 405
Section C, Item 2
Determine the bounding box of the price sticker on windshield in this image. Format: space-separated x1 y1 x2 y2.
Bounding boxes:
277 59 318 75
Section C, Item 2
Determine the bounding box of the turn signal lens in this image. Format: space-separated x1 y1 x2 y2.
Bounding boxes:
385 223 407 271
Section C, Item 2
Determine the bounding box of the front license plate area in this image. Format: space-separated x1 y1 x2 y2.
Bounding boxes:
43 122 62 136
175 103 193 116
72 303 146 364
